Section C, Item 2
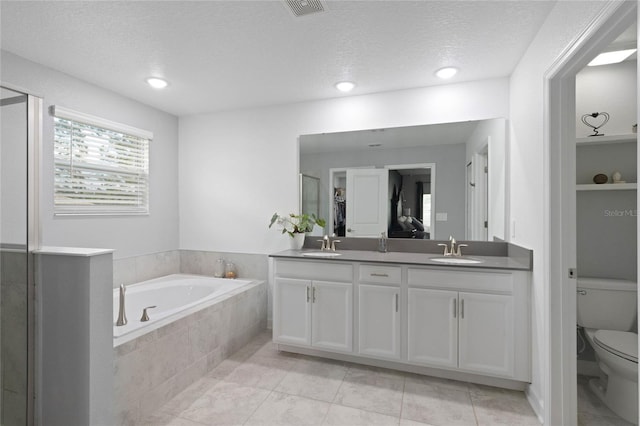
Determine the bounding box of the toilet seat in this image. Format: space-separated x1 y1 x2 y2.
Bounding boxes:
593 330 638 363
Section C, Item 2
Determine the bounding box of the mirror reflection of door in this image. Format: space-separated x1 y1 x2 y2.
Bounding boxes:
345 168 388 237
466 151 488 240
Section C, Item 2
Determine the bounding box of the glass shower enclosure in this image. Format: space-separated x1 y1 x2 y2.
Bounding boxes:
1 85 39 425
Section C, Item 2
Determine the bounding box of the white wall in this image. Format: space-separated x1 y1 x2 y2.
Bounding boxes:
1 51 179 259
508 0 611 418
576 60 637 137
179 78 509 253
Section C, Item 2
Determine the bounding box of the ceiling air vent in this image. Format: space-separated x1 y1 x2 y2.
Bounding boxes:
284 0 326 17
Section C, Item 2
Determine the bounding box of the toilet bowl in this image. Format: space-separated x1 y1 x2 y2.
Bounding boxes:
583 328 638 424
577 277 638 424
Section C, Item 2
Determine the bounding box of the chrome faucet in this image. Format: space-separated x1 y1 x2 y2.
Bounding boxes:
438 236 468 257
116 284 127 326
317 234 341 251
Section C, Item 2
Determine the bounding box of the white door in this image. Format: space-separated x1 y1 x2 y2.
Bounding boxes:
407 288 458 368
273 277 311 346
311 280 353 353
358 284 400 360
458 292 514 377
346 168 388 237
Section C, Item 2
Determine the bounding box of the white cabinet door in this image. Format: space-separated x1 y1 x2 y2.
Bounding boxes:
458 292 514 377
407 288 458 368
273 277 311 346
346 168 388 237
311 280 353 352
358 284 400 360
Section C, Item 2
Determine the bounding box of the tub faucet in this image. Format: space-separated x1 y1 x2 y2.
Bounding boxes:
116 284 127 326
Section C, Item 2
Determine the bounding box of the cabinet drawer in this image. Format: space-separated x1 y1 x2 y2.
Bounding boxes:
359 264 401 284
275 260 353 282
407 268 513 293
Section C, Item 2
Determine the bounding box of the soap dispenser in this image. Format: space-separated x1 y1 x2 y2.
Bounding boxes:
378 232 388 253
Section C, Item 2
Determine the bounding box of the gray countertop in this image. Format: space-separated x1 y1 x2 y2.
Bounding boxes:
270 249 532 271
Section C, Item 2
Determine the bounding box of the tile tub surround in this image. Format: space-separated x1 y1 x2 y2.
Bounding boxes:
113 279 267 425
113 250 268 288
113 250 181 288
138 331 542 426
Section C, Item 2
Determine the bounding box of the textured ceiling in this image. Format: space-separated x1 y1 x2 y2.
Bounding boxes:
1 1 556 116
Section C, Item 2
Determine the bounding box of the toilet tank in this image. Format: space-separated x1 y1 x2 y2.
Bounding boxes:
577 278 637 331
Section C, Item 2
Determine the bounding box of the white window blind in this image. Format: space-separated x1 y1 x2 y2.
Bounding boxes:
51 106 151 215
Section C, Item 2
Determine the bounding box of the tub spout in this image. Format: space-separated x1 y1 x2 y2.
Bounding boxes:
116 284 127 326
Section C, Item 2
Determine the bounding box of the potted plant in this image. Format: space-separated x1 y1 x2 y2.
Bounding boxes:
269 212 326 249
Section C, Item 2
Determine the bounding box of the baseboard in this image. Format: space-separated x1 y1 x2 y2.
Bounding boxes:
525 384 544 425
277 343 528 390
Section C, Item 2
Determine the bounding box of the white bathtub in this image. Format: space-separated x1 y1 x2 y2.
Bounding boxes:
113 273 255 346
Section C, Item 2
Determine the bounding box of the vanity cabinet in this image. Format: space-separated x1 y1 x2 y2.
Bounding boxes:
407 288 514 376
457 292 513 376
407 267 524 379
357 265 401 360
271 256 530 384
273 260 353 353
407 288 458 368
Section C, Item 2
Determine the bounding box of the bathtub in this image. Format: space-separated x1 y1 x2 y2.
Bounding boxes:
113 273 256 346
113 272 267 423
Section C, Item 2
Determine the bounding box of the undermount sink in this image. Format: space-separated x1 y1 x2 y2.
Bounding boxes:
301 251 342 258
429 256 484 265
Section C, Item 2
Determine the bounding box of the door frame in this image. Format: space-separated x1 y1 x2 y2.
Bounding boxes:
385 163 436 239
544 2 637 424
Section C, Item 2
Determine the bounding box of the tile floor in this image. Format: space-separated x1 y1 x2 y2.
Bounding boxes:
140 331 542 426
577 375 634 426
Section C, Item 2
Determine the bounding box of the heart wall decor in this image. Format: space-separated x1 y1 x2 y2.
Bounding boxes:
581 112 610 136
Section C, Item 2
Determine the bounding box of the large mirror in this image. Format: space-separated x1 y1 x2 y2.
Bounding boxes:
299 118 507 241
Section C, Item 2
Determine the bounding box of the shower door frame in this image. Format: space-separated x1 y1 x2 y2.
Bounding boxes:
1 83 42 426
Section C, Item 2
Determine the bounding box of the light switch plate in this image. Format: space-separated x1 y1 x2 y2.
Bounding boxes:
435 212 448 221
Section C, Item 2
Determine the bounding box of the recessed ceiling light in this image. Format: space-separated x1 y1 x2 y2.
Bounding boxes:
146 77 168 89
435 67 458 79
335 81 356 92
587 49 637 66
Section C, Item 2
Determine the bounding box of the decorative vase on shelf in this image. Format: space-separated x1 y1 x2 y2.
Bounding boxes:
291 233 305 250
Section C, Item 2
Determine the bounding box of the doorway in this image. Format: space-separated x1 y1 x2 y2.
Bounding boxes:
545 2 637 425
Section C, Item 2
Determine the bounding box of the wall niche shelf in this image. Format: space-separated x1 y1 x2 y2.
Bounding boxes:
576 183 637 191
576 133 637 146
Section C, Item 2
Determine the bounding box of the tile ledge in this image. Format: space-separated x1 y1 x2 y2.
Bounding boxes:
34 246 114 257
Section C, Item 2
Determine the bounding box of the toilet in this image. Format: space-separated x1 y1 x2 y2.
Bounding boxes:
577 277 638 424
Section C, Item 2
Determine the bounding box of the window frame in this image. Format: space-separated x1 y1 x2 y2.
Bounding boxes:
51 106 152 216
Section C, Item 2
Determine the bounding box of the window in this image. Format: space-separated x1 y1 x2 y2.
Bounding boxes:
52 106 151 215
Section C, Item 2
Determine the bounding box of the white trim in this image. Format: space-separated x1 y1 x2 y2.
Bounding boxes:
525 384 544 425
544 2 637 425
50 105 153 140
